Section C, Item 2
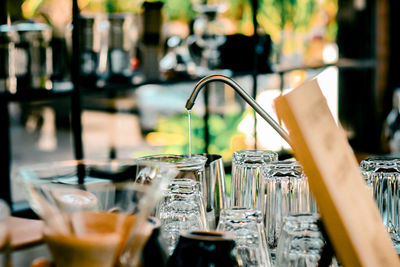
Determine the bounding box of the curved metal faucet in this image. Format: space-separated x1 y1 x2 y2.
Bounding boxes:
185 75 291 146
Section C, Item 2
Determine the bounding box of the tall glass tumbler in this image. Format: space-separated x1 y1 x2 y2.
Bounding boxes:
156 179 208 255
362 158 400 252
275 213 338 267
217 207 272 267
230 150 278 210
263 161 316 256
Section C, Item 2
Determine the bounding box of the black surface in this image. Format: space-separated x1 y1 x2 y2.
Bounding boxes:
337 0 379 153
218 34 272 74
0 0 7 24
167 232 238 267
0 97 11 206
317 219 336 267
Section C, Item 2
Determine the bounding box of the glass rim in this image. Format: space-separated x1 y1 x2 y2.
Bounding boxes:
137 154 207 169
360 157 400 173
263 160 305 180
282 212 320 224
165 179 201 195
233 149 278 157
219 207 263 221
232 149 278 166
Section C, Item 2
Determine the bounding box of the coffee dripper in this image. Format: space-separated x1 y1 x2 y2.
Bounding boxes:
17 159 178 267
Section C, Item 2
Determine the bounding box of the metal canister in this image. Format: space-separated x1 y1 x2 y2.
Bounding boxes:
0 24 17 93
14 23 52 90
78 14 102 85
106 13 135 82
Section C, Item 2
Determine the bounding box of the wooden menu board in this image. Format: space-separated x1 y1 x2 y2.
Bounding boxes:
274 79 400 267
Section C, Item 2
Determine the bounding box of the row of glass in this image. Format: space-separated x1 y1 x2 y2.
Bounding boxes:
138 151 323 266
19 151 396 266
360 157 400 254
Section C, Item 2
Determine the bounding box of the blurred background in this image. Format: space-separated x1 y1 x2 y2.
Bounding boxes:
1 0 399 212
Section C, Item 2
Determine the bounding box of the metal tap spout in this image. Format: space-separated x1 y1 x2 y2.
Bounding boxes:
185 75 291 146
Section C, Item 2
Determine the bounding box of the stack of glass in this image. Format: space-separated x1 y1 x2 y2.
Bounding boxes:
359 157 400 252
263 161 317 256
156 179 208 255
219 149 278 266
217 207 272 267
275 213 338 267
137 155 208 255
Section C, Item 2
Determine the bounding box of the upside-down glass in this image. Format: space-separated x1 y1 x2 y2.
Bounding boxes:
217 207 272 267
360 158 400 252
136 154 207 187
17 159 178 267
156 179 208 255
136 154 209 222
230 150 278 210
263 161 317 256
0 200 10 267
359 157 400 197
275 213 335 267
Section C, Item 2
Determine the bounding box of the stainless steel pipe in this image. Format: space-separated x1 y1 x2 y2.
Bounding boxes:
185 75 291 146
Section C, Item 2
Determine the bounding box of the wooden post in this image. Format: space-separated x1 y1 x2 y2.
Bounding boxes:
274 79 400 266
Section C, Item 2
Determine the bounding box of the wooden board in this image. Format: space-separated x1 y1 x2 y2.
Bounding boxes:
274 79 400 267
10 217 44 250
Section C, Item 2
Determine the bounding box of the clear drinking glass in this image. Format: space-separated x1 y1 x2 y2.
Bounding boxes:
156 179 208 255
275 213 334 267
136 154 207 189
0 200 10 267
230 150 278 210
142 154 227 230
263 161 317 257
361 158 400 252
217 207 272 267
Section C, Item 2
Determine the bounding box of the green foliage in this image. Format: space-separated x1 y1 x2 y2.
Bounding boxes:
102 0 142 13
325 15 338 42
259 0 317 41
292 0 316 31
163 0 196 21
